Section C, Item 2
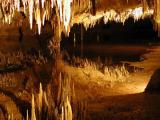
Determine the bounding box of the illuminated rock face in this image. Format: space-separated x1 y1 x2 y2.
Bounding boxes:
154 0 160 37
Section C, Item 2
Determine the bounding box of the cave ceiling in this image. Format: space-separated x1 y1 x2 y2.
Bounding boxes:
0 0 158 36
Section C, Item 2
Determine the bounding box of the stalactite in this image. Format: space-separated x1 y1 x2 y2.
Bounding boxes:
142 0 149 11
74 33 76 47
153 0 160 37
0 0 73 35
73 6 153 31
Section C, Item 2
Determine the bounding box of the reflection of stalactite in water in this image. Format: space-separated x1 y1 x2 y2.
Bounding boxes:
31 94 36 120
38 83 43 112
26 109 29 120
74 33 76 47
28 74 73 120
63 96 72 120
43 91 48 107
81 24 83 58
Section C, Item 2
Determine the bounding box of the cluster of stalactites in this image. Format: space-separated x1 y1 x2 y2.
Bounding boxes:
0 0 73 34
153 0 160 36
73 6 154 30
71 0 154 30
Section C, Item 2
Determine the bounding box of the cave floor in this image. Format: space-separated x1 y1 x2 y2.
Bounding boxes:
67 44 160 120
0 38 160 120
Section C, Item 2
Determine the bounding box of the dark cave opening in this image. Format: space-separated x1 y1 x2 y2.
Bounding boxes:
61 17 158 46
61 17 158 64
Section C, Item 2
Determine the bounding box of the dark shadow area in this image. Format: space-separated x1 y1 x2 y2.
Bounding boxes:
61 17 157 64
0 64 26 74
0 104 8 120
145 68 160 93
87 93 160 120
61 17 158 46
